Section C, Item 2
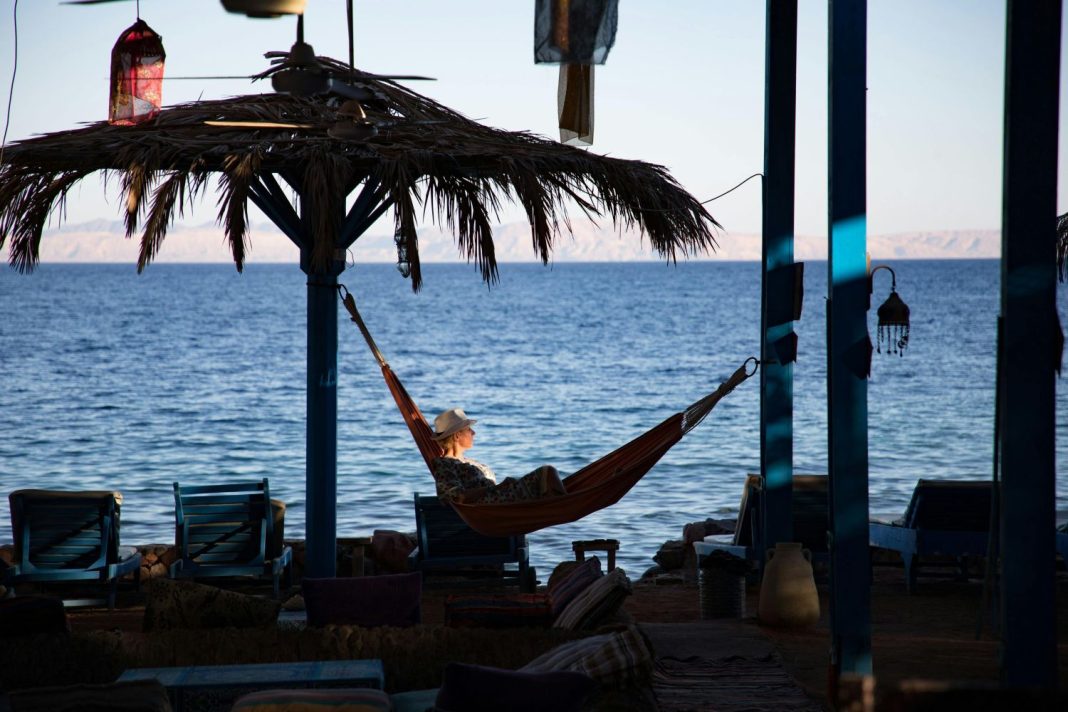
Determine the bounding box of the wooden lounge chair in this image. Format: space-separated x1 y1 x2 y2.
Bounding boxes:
3 489 141 608
693 474 829 567
869 479 991 593
408 494 535 592
170 479 293 598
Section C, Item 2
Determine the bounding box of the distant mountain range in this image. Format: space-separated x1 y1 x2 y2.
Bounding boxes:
31 219 1001 264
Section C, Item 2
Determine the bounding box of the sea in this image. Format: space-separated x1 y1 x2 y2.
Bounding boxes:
1 260 1066 577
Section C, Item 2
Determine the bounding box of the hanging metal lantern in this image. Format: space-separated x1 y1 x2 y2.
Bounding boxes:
534 0 619 65
870 265 911 356
221 0 307 18
108 19 166 126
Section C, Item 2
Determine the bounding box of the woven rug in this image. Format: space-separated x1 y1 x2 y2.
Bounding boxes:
652 654 823 712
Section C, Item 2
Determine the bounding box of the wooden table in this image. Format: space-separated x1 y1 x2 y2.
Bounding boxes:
118 659 384 712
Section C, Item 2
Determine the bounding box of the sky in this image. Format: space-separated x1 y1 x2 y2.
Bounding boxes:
0 0 1064 250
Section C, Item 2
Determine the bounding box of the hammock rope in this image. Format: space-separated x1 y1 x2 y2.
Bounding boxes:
338 285 757 537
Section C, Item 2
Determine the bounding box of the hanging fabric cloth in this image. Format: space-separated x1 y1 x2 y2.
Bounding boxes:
339 286 756 537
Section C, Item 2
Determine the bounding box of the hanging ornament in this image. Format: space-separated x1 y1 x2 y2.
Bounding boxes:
870 265 911 356
535 1 618 147
534 0 619 64
394 231 411 278
558 64 594 146
108 19 166 126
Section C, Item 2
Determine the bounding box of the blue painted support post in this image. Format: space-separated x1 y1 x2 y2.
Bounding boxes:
301 203 346 580
999 0 1061 688
827 0 872 683
760 0 799 560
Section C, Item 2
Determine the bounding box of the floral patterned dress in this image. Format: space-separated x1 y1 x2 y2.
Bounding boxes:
432 456 546 504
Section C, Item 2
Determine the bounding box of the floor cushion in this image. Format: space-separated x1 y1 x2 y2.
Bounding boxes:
548 555 603 618
522 624 654 687
444 593 553 629
552 567 632 631
142 578 280 631
302 572 422 628
8 680 172 712
230 688 391 712
434 662 596 712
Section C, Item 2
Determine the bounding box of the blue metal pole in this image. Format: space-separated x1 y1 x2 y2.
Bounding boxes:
827 0 872 682
760 0 799 557
999 0 1061 688
301 206 345 580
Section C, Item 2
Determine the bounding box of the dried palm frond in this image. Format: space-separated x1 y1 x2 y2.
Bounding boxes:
0 64 720 286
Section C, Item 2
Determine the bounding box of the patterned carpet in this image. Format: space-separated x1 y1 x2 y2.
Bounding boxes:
652 654 824 712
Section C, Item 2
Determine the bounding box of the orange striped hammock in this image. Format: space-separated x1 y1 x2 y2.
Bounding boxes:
340 288 757 538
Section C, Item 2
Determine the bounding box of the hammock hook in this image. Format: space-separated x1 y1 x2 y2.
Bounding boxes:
744 357 760 377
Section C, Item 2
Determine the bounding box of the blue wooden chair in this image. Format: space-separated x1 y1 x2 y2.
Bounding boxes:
3 489 141 608
869 479 992 593
408 494 535 593
693 474 829 569
170 479 292 598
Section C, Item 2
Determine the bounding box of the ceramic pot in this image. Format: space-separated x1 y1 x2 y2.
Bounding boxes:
757 542 820 627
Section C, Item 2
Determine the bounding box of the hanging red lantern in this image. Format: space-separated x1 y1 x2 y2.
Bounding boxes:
109 19 166 126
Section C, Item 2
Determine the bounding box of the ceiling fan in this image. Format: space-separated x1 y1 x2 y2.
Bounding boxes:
63 0 307 19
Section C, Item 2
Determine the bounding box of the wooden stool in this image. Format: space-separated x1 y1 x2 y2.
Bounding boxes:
572 539 620 571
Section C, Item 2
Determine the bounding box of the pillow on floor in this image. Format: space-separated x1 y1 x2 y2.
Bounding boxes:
521 624 654 688
434 662 596 712
444 593 553 629
302 572 422 628
142 578 280 631
8 680 171 712
548 556 603 619
231 688 392 712
552 567 631 631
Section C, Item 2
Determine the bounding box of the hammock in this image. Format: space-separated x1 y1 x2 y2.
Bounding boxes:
339 286 757 537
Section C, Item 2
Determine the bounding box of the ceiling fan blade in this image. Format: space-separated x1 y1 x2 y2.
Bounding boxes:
205 120 316 129
326 80 375 102
360 74 436 81
61 0 134 5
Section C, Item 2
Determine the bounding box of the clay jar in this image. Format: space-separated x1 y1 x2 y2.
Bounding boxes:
757 542 820 627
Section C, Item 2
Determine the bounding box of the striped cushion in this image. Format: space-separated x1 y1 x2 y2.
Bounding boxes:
444 593 553 628
230 688 392 711
548 556 603 619
552 568 631 631
521 624 654 687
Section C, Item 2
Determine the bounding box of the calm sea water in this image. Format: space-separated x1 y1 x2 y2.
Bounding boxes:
1 260 1066 576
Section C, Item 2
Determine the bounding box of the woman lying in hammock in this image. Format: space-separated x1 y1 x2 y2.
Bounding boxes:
430 407 567 504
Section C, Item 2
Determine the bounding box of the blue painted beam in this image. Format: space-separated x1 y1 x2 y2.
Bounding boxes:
301 198 346 580
999 0 1061 688
760 0 798 558
827 0 872 681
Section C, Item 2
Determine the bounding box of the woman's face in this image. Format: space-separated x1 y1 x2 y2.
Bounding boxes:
456 426 475 449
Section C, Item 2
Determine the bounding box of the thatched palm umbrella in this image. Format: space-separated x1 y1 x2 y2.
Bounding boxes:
0 62 720 576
